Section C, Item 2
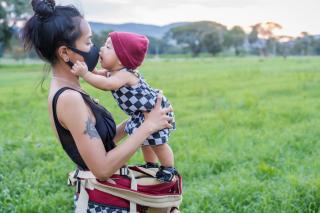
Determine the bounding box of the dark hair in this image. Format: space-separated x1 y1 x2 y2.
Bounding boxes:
22 0 83 65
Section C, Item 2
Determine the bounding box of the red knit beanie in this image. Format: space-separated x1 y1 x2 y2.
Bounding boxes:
109 32 149 70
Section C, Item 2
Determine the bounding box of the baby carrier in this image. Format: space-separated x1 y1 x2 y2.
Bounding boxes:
68 165 183 213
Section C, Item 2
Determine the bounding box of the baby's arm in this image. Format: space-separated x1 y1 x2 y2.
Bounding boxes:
93 69 111 77
70 61 128 91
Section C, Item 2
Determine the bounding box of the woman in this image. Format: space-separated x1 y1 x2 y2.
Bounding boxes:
22 0 173 212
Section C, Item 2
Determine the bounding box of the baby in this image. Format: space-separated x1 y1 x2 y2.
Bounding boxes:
70 32 177 182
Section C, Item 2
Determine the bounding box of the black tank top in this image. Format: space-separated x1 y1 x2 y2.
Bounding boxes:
52 87 116 170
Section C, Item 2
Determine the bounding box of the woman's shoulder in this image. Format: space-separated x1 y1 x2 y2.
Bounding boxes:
53 87 84 105
58 88 83 103
48 87 90 131
53 88 88 117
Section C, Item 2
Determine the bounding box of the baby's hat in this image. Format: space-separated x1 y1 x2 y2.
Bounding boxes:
109 31 149 70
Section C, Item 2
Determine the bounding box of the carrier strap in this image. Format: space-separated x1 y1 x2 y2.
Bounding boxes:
69 166 182 213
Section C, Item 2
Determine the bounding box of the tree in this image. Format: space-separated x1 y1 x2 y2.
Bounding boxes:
166 27 202 57
0 0 31 56
314 38 320 55
248 22 282 56
203 31 223 56
300 32 313 55
0 2 11 56
147 36 171 56
292 32 314 56
275 35 294 58
258 22 282 40
292 37 305 55
224 26 246 56
248 24 264 56
92 30 112 48
167 21 227 57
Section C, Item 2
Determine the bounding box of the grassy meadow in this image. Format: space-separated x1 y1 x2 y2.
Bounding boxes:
0 57 320 212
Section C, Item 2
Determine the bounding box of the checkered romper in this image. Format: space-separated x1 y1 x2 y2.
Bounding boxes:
74 194 129 212
111 69 176 146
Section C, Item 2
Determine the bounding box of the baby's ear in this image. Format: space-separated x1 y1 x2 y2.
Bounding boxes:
118 60 122 65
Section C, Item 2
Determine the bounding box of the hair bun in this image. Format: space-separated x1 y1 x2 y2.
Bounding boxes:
32 0 56 20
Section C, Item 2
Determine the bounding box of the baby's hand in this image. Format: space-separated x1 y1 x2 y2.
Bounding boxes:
105 70 111 77
70 61 88 77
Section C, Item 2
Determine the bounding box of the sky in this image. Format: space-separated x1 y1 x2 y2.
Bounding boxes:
56 0 319 37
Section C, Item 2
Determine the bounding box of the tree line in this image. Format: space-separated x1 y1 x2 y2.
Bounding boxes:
92 21 320 58
1 1 320 59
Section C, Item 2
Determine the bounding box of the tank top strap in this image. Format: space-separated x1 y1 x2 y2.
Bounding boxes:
52 87 86 132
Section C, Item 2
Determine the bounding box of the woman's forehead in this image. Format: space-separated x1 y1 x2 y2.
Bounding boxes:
79 19 92 38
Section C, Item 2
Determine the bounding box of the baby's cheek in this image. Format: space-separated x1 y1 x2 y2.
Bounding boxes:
101 60 107 68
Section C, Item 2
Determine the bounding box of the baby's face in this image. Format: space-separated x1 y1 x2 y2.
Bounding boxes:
99 37 119 70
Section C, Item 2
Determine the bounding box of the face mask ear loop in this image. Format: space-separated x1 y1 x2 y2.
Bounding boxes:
67 46 89 58
66 46 88 69
66 60 74 68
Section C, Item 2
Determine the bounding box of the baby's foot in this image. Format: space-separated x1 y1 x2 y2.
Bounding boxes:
156 166 178 182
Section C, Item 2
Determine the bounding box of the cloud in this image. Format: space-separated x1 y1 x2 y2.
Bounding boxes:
57 0 258 12
55 0 320 36
59 0 258 25
56 0 137 22
99 0 257 9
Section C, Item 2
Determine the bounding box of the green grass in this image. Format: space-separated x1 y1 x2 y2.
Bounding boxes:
1 57 320 212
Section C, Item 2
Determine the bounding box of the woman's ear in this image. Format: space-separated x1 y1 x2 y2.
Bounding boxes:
57 46 70 62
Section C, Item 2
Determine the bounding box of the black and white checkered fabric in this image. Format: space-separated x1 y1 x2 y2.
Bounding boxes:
125 97 176 146
111 71 158 116
74 195 129 213
111 69 176 146
87 202 129 213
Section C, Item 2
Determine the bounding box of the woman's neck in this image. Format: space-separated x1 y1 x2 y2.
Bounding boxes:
52 63 82 90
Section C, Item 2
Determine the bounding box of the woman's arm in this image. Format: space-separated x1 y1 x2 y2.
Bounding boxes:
57 90 172 180
113 119 128 143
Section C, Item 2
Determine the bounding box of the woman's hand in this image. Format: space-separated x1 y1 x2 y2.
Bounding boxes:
114 118 129 143
143 94 173 134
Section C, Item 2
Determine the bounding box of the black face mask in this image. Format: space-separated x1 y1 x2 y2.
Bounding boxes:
66 45 100 72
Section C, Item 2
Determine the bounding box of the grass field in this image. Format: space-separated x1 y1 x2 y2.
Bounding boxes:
1 57 320 212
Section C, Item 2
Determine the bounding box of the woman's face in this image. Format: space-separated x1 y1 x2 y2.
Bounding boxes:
68 19 93 63
99 37 120 70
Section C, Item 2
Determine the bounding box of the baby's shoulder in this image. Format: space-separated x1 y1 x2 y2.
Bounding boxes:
118 69 141 87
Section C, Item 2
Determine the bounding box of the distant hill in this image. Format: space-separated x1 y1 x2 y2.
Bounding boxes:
89 22 189 38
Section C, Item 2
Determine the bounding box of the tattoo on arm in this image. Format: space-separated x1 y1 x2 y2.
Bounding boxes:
84 118 100 139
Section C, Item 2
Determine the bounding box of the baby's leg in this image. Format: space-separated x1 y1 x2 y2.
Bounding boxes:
152 144 177 182
141 145 158 164
152 144 174 167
